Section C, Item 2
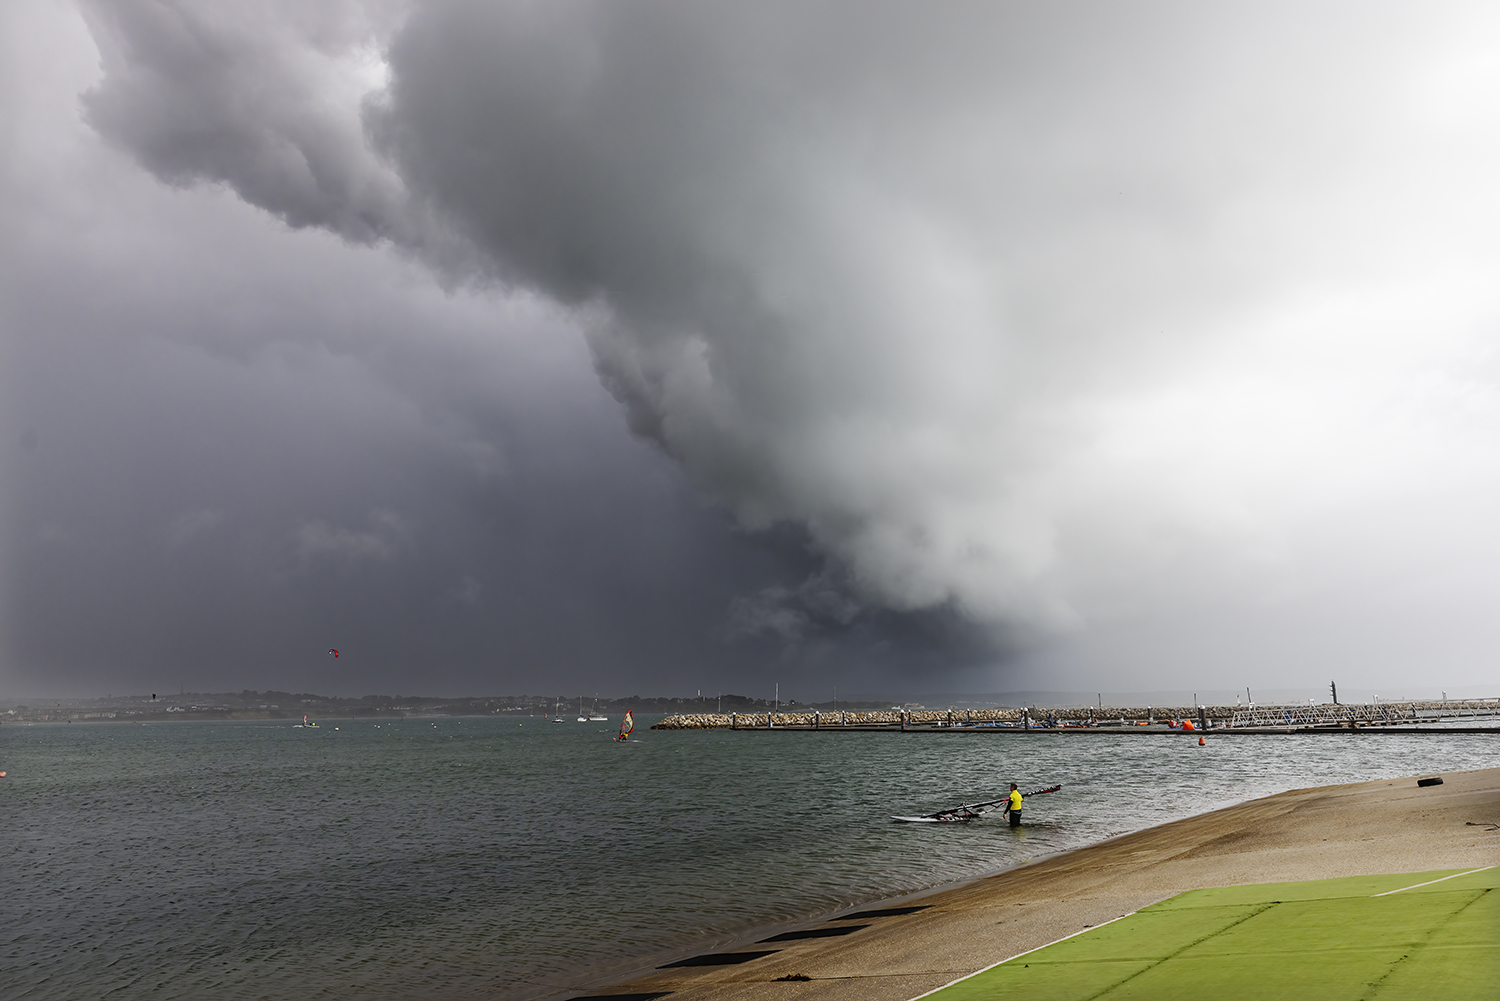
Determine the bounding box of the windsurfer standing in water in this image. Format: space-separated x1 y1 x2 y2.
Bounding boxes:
1005 784 1023 827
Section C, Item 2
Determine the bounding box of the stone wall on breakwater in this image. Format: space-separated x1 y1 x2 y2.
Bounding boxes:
651 706 1237 729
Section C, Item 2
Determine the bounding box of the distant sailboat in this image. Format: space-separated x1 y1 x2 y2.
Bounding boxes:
586 696 607 721
615 710 633 742
551 697 564 723
294 714 318 728
577 696 588 723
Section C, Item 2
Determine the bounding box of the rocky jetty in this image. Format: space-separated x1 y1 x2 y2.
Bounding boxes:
650 706 1240 729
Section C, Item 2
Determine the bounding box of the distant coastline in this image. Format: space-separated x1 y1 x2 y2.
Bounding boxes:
7 689 1497 726
0 690 886 724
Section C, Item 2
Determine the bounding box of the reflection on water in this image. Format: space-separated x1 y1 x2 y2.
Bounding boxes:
3 718 1494 999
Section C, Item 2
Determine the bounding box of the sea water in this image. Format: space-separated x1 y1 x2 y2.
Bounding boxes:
3 717 1494 999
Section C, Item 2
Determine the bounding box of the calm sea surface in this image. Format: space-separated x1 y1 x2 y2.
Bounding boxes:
3 717 1495 999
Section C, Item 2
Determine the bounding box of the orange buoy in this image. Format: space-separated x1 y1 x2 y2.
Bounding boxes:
1198 736 1205 746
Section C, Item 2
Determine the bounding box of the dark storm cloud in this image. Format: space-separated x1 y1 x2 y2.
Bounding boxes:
3 0 996 698
5 0 1500 698
360 2 1500 638
0 194 862 697
78 0 405 242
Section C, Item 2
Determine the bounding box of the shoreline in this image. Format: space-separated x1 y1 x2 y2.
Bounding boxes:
566 766 1499 1001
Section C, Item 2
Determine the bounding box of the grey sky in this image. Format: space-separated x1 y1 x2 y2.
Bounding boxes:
4 1 1498 699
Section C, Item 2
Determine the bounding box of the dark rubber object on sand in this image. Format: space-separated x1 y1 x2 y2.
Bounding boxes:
659 951 778 968
1416 776 1444 787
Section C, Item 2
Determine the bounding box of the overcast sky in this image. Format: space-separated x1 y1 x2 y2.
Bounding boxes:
3 1 1498 700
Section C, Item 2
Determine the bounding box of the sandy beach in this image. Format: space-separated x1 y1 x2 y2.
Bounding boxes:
578 766 1499 1001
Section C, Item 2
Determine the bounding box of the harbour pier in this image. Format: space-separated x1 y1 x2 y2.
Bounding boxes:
651 698 1500 733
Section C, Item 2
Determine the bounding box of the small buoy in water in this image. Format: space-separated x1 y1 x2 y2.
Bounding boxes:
0 771 7 777
1198 736 1205 746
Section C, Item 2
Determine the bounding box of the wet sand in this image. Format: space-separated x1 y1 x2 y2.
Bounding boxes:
577 766 1499 1001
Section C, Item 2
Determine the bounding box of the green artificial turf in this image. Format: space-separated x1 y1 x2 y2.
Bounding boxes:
931 867 1497 1001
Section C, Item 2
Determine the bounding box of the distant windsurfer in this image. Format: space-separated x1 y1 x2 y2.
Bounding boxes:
1005 783 1023 827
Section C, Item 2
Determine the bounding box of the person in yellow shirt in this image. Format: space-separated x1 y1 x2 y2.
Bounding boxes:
1005 784 1023 827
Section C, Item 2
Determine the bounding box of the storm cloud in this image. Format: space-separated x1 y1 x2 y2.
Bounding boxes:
4 1 1499 697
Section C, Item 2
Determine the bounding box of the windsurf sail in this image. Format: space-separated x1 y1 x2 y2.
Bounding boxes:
1004 784 1061 809
895 784 1062 822
616 710 634 741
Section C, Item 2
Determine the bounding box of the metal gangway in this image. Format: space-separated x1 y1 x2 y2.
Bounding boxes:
1228 702 1415 729
1411 698 1500 723
1228 699 1500 729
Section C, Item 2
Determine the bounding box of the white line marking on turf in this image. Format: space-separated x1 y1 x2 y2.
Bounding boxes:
1371 866 1495 897
904 910 1140 1001
906 866 1498 1001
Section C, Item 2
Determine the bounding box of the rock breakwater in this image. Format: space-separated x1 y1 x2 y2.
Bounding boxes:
651 706 1239 729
